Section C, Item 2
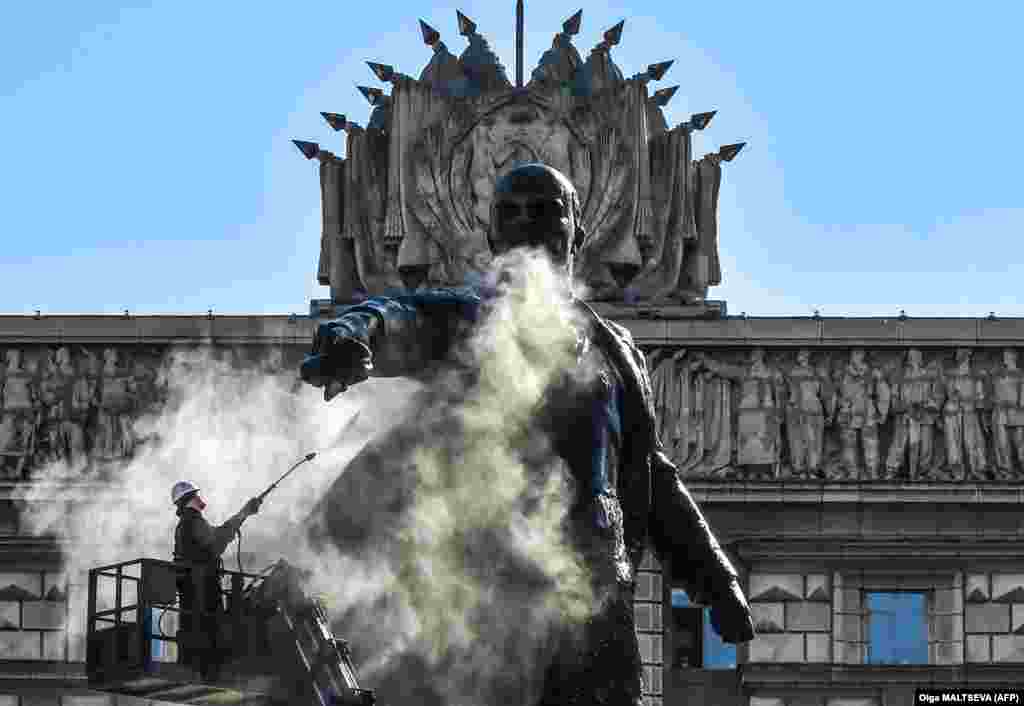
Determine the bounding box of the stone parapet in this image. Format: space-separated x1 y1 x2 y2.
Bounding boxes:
4 313 1023 347
685 481 1024 504
0 314 313 345
607 314 1024 347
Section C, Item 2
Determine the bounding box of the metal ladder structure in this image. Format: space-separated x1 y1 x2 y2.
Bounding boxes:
258 563 374 706
85 558 375 706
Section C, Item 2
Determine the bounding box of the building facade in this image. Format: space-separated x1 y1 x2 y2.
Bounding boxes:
2 5 1022 705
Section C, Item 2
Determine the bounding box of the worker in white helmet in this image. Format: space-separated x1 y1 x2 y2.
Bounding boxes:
170 480 261 681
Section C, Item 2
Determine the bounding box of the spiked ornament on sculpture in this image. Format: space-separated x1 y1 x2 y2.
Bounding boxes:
292 140 320 160
646 60 673 82
651 85 679 106
367 62 395 83
688 110 717 130
563 9 582 35
456 10 477 36
320 112 348 131
357 86 385 105
603 20 624 46
719 142 746 162
419 19 441 46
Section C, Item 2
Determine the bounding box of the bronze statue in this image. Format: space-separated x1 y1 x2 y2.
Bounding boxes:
300 163 753 706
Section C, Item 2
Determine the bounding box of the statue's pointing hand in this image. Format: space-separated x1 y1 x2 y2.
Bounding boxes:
708 578 756 644
301 323 374 401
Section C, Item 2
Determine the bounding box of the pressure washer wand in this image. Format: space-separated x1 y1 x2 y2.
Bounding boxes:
258 452 317 502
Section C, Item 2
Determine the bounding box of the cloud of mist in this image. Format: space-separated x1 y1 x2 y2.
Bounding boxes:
14 249 599 705
12 345 420 662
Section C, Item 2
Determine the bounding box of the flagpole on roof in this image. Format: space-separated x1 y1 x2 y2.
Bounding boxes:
515 0 524 87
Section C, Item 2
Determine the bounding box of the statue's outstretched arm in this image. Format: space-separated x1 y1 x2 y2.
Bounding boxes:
301 287 483 394
647 450 755 644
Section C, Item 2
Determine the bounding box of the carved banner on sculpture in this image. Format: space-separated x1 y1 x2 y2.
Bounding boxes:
647 346 1024 482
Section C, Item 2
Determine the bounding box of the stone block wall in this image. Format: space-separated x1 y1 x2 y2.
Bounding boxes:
0 571 70 662
747 573 832 663
635 551 664 706
964 572 1024 663
745 569 967 667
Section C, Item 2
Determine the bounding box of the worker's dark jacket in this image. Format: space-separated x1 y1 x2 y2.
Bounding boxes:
173 507 247 569
173 507 247 661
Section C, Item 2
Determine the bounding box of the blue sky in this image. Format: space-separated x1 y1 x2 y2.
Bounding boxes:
2 1 1022 315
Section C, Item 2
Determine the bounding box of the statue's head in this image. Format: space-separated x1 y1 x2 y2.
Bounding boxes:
53 347 71 369
488 163 586 276
955 347 972 365
1005 348 1018 367
907 348 923 367
796 348 811 366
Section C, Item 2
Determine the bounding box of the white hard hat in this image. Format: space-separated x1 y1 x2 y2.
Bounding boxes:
171 480 200 506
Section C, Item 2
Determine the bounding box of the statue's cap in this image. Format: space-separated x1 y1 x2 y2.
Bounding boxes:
493 162 576 199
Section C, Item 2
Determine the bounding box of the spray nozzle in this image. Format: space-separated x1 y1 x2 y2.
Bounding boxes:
305 452 317 461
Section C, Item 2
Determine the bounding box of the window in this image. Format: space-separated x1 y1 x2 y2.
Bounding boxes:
865 591 928 665
670 589 736 669
834 571 962 666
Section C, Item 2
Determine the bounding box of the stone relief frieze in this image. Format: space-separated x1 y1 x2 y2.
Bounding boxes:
0 345 295 481
646 346 1024 482
7 341 1023 483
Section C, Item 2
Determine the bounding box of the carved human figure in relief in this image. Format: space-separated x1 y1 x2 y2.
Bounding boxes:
989 348 1024 480
943 348 990 481
702 348 783 478
783 349 833 479
832 349 890 480
0 349 38 478
261 346 285 375
884 348 944 481
647 348 684 463
97 348 136 459
647 348 707 470
68 349 99 470
37 347 78 467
